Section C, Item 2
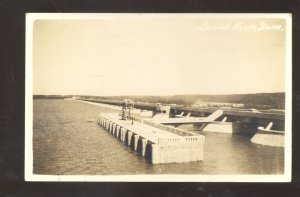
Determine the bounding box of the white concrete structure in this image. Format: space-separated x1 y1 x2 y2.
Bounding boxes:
98 113 205 164
251 123 284 147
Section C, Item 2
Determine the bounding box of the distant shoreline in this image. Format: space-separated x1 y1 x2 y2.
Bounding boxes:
33 92 285 110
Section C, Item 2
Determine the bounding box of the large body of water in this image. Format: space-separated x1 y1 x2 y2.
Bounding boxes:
33 99 284 175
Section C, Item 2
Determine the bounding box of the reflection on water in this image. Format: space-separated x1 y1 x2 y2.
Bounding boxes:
33 100 284 175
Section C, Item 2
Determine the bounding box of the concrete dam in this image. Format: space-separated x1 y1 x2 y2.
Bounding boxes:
98 113 205 164
92 98 285 163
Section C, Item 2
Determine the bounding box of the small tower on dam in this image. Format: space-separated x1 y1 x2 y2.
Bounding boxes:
153 103 171 118
121 99 134 120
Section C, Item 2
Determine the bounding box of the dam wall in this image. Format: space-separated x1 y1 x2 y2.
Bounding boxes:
98 113 205 164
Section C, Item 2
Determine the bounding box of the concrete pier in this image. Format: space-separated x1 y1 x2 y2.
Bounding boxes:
133 134 139 151
121 128 126 142
98 113 205 164
112 124 116 135
141 139 148 157
251 125 284 147
116 126 120 138
127 131 133 146
201 122 233 133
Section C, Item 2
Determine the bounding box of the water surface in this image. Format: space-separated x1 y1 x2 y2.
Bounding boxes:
33 99 284 175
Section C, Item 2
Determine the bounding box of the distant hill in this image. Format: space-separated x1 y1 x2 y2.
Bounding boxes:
78 93 285 110
33 95 72 99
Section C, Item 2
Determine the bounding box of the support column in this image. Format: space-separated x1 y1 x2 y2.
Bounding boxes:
127 131 133 146
115 125 121 137
123 129 127 144
116 126 121 138
120 128 123 141
120 128 126 142
109 123 113 133
142 139 148 157
108 121 111 131
110 123 116 134
105 121 109 130
106 120 110 131
134 135 139 151
112 124 117 136
103 118 106 127
151 144 159 164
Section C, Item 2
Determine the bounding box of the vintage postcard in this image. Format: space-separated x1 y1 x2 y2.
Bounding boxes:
25 13 292 182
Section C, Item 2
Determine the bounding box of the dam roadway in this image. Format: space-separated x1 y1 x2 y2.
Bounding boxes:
78 98 284 121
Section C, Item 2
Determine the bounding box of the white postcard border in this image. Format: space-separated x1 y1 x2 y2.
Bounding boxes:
25 13 292 182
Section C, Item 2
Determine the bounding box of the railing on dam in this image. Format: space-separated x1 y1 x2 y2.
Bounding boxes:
157 136 205 145
99 113 204 146
132 115 199 137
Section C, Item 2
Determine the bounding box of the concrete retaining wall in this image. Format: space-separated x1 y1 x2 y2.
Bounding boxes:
152 136 204 164
151 143 204 164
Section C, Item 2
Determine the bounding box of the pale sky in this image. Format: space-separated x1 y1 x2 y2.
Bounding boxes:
32 15 286 96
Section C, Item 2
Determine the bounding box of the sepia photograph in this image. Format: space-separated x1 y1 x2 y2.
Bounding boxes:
25 13 291 182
